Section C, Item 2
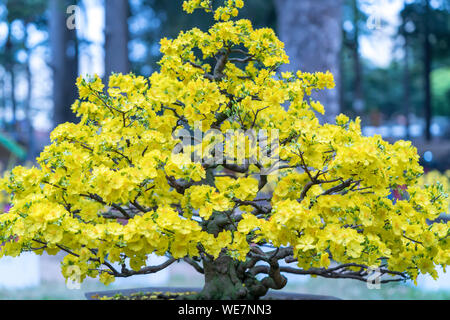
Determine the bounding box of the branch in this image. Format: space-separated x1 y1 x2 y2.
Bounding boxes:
32 239 122 277
292 150 314 181
165 175 194 195
251 263 409 284
320 178 354 197
223 160 250 173
229 56 255 64
213 48 230 80
234 198 271 215
110 257 177 277
298 178 344 202
186 61 214 80
130 200 152 213
80 193 132 219
260 252 287 290
42 182 133 219
183 257 204 274
161 105 186 121
250 106 269 129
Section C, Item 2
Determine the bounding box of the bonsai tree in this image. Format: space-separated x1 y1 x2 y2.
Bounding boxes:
0 0 449 300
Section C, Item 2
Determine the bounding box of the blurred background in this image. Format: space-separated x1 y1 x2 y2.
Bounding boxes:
0 0 448 299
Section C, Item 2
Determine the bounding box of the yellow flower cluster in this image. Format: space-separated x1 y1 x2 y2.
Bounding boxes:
0 0 448 287
182 0 244 21
419 170 450 193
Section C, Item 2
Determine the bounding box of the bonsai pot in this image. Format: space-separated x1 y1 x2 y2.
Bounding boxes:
85 287 340 300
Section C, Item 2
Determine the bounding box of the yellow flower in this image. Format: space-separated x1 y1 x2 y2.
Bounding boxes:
235 177 258 200
99 272 115 285
336 113 349 125
310 101 325 115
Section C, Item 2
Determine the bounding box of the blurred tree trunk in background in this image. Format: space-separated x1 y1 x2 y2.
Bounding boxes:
401 1 411 140
423 0 431 141
274 0 343 121
352 0 364 113
403 34 411 140
0 74 4 128
104 0 130 80
49 0 79 127
24 23 35 160
4 25 17 136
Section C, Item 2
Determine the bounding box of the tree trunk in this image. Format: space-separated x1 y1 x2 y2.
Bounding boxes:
49 0 79 127
403 28 411 140
274 0 343 121
24 23 35 161
199 253 268 300
352 0 364 113
104 0 130 80
423 0 432 141
8 65 17 137
0 71 4 128
4 24 17 137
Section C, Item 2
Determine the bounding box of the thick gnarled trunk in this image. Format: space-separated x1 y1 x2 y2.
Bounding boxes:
199 254 268 300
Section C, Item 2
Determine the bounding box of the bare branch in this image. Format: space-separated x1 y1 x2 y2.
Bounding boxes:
320 178 353 196
80 193 132 219
183 257 204 274
110 257 177 277
251 263 409 284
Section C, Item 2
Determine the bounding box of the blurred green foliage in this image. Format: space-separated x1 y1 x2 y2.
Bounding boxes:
432 67 450 116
